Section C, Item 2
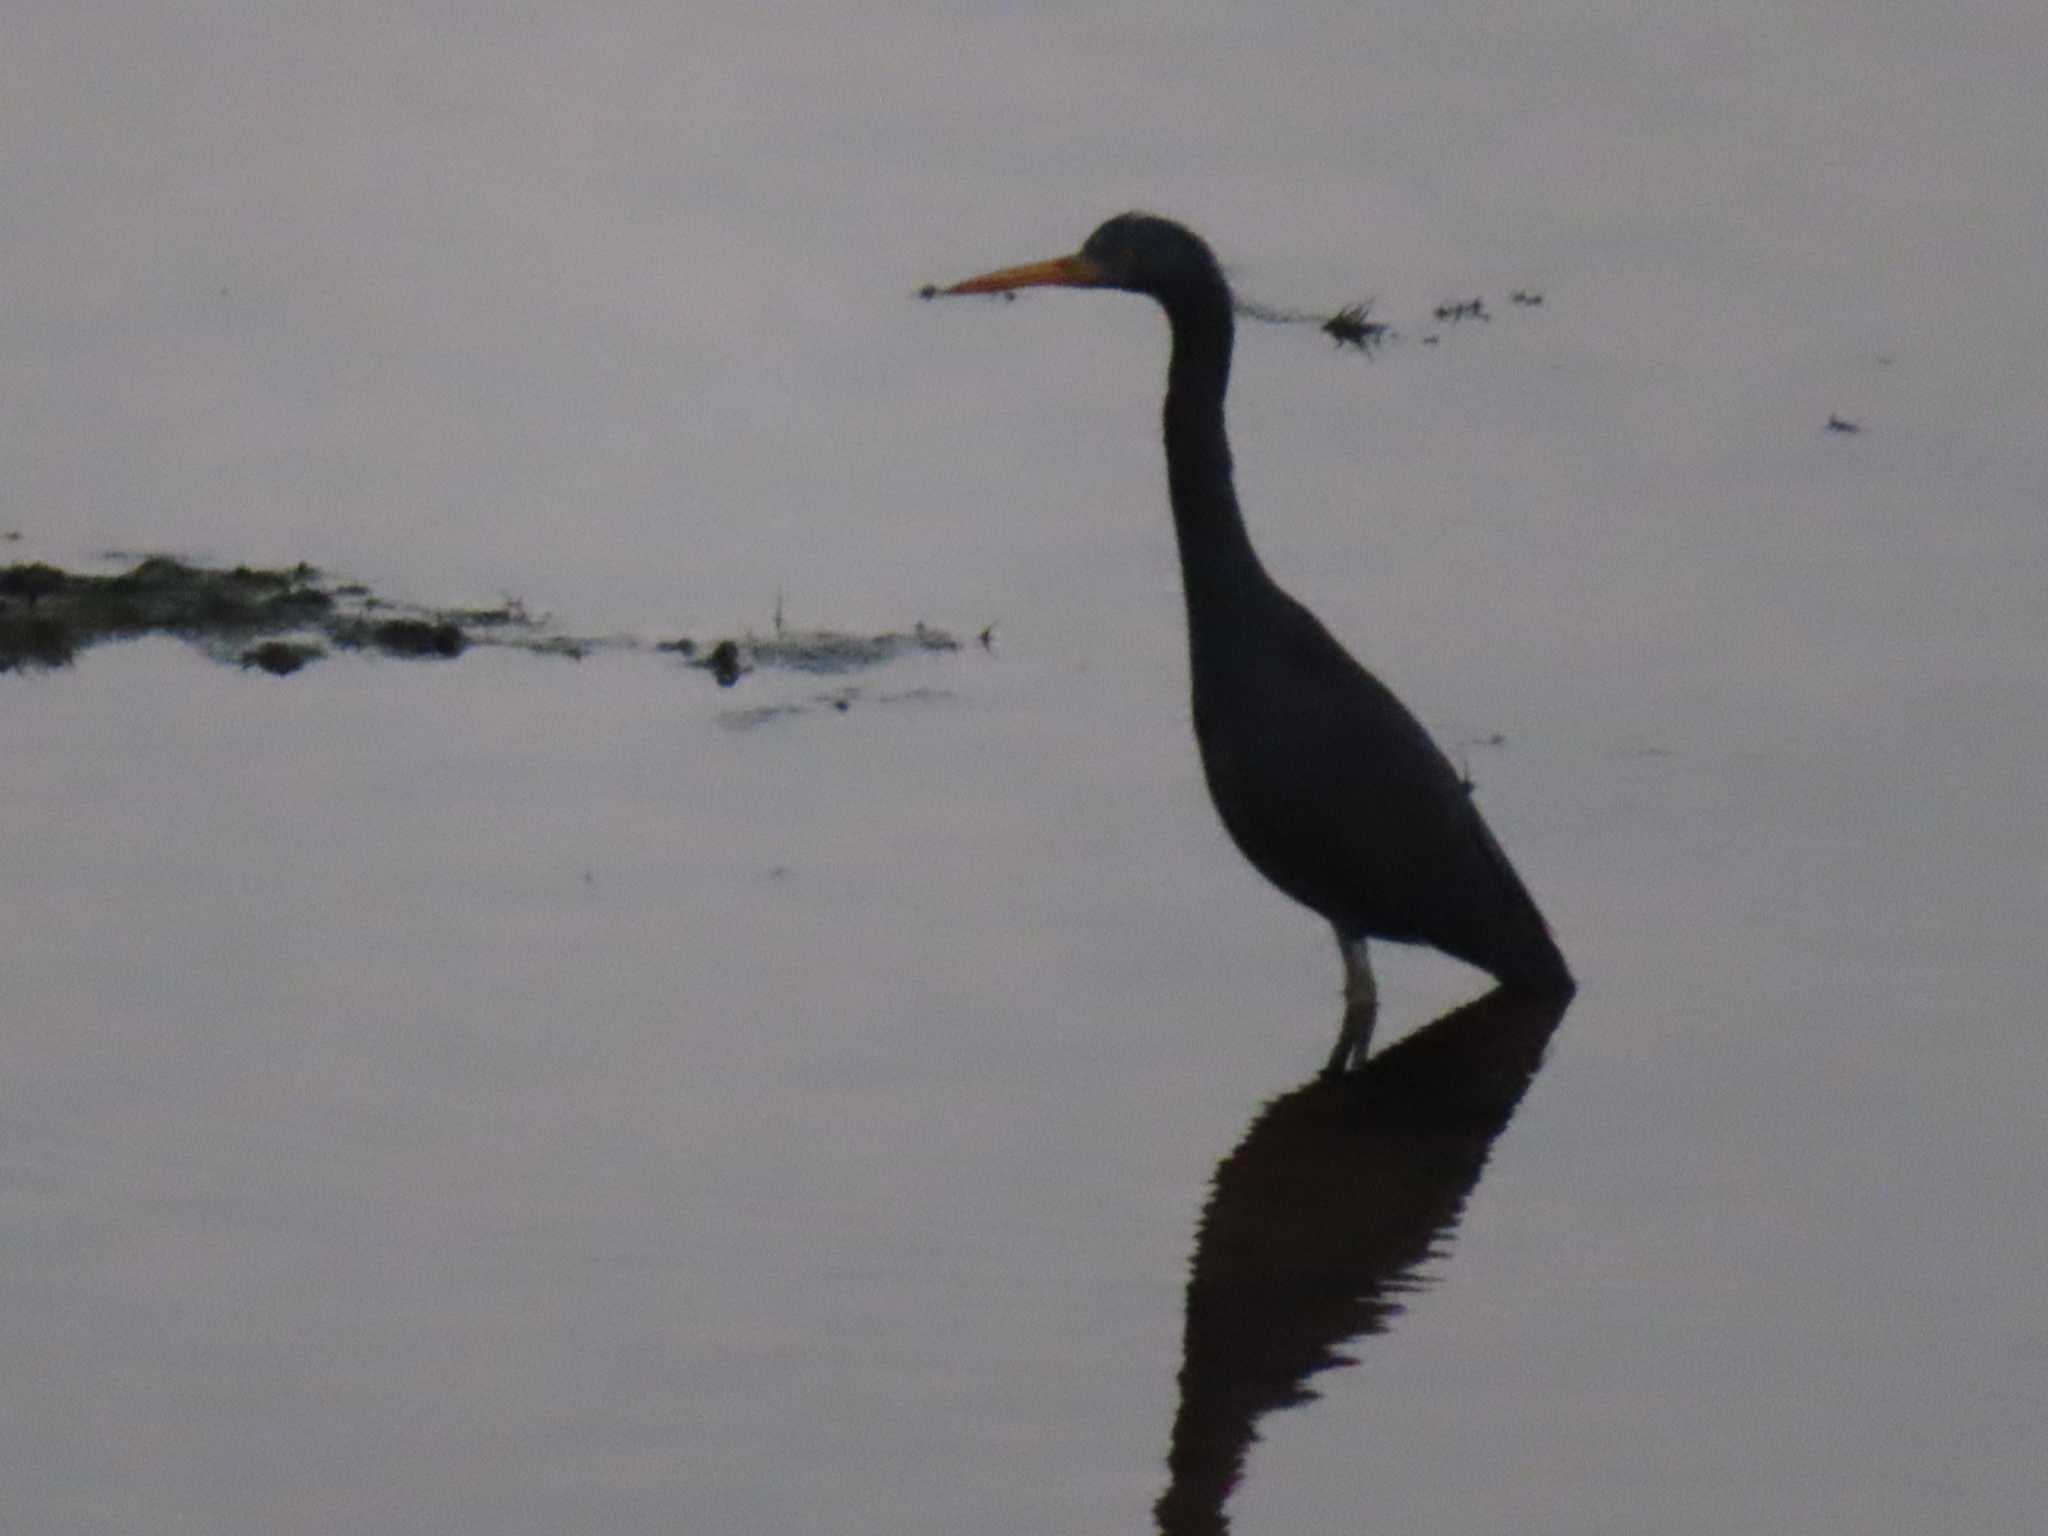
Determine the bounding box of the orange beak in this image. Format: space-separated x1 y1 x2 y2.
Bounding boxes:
938 251 1109 296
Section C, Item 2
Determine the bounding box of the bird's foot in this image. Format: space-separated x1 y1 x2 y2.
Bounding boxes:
1322 998 1376 1077
1325 933 1377 1075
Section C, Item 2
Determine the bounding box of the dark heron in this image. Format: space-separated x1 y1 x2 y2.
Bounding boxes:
938 213 1571 1071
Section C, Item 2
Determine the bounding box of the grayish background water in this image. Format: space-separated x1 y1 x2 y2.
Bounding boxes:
5 3 2044 1531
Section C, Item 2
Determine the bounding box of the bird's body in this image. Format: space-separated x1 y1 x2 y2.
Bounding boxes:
942 213 1569 1069
1189 574 1563 986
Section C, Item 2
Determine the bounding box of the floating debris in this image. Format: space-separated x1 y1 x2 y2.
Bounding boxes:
330 616 467 659
1236 297 1389 356
718 684 955 730
0 562 68 604
1321 302 1389 354
3 554 983 689
0 612 72 669
516 635 591 661
1226 284 1549 357
687 620 961 688
441 597 532 628
240 639 325 675
756 620 957 674
706 638 745 687
1452 731 1511 792
3 557 332 673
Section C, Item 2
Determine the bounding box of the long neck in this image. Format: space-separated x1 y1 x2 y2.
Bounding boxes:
1161 294 1268 630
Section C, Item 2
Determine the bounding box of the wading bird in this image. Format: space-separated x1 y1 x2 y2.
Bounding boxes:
938 214 1570 1071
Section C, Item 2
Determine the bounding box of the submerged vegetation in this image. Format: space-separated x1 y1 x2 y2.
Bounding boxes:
1 555 970 694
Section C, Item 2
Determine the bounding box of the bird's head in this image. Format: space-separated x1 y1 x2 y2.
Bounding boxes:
939 212 1229 312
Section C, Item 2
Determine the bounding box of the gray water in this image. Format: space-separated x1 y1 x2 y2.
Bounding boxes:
6 4 2046 1531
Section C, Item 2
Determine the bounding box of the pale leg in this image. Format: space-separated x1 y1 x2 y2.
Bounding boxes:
1324 931 1378 1076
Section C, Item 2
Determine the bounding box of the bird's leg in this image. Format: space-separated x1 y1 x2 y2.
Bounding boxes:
1324 932 1378 1076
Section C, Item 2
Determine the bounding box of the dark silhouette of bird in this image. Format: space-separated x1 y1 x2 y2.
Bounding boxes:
1155 985 1572 1533
938 213 1571 1070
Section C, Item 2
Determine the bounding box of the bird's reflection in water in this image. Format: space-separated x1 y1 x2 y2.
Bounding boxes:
1154 987 1573 1535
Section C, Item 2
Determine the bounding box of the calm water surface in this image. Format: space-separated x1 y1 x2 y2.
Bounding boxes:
6 3 2046 1532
